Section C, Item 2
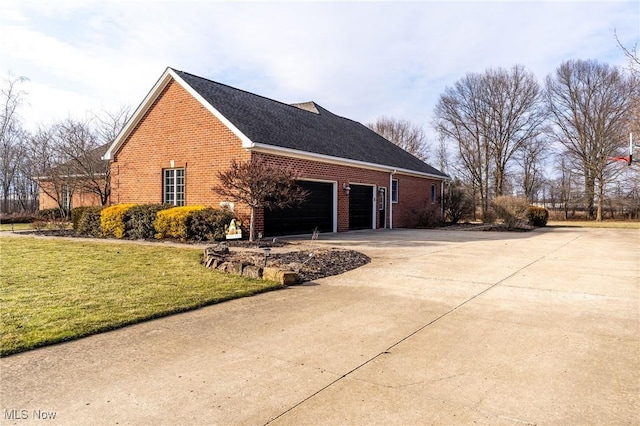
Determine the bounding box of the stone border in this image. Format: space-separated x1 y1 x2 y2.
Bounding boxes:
201 245 299 285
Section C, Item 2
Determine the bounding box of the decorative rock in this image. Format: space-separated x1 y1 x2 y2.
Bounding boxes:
242 265 263 279
229 262 244 275
205 243 230 256
263 267 299 286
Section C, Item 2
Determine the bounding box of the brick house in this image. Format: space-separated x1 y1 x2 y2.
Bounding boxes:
38 144 110 212
103 68 448 236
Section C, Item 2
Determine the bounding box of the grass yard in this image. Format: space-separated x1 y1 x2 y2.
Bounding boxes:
547 220 640 229
0 223 34 232
0 236 282 356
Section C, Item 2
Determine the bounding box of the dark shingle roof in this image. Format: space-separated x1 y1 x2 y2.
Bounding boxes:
173 69 447 177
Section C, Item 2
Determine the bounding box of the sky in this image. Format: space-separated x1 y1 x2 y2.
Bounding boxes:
2 0 639 144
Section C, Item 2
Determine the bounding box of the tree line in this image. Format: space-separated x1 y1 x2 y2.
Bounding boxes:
370 57 639 222
2 51 638 222
0 75 130 215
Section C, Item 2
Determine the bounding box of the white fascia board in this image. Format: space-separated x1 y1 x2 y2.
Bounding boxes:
102 68 253 161
249 143 448 180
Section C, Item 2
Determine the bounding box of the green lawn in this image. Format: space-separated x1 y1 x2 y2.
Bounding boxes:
0 223 34 231
0 237 282 356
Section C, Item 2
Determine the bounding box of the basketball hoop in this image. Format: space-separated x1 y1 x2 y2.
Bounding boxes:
607 133 636 166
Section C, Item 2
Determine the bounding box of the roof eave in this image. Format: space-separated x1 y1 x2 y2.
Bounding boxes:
103 68 253 161
249 143 448 180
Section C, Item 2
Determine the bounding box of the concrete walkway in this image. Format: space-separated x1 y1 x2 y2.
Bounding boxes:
1 227 638 425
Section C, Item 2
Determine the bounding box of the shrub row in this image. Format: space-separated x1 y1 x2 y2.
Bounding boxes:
71 204 238 241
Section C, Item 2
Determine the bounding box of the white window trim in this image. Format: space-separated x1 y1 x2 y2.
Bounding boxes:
391 179 399 204
164 168 185 206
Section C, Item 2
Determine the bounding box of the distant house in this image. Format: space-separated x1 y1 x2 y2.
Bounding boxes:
38 143 110 212
103 67 448 236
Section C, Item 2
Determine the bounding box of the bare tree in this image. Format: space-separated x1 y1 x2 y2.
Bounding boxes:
483 66 547 197
615 29 639 76
0 75 28 213
54 119 112 205
213 157 309 241
92 106 131 146
368 116 430 161
25 126 69 214
516 136 550 202
545 59 638 220
434 65 545 221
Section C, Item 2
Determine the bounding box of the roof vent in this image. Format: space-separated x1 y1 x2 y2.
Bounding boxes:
291 101 319 114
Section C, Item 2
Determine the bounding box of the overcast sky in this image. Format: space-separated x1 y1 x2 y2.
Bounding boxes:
2 0 639 143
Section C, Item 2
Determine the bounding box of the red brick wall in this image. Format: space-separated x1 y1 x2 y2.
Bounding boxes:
38 181 104 210
253 152 441 232
110 80 251 219
110 77 443 234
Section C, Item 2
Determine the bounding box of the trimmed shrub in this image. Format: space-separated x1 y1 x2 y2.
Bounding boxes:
125 204 173 240
526 206 549 227
76 206 104 237
0 214 36 224
100 204 136 238
37 208 67 221
71 207 90 230
154 205 206 240
187 207 237 241
491 196 529 228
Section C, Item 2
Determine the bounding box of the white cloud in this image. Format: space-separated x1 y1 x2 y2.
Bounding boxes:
1 0 638 138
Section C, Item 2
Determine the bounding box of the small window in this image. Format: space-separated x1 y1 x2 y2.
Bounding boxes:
391 179 398 203
164 168 185 206
431 183 437 203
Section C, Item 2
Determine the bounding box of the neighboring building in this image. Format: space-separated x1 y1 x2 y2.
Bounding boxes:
103 67 448 236
38 143 110 212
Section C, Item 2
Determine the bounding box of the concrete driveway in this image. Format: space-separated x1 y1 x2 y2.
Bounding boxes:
1 227 638 425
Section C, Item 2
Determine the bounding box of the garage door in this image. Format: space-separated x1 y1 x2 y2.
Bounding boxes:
264 181 333 236
349 184 373 230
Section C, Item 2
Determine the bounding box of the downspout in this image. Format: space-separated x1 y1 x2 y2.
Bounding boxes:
441 179 445 216
389 169 396 229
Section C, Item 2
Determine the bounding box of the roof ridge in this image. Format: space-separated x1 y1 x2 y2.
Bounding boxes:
172 68 324 115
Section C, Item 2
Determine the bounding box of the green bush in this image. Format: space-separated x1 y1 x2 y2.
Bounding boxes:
526 206 549 227
37 208 67 221
100 204 136 239
154 206 206 240
76 206 104 237
187 207 237 241
71 207 90 230
125 204 173 240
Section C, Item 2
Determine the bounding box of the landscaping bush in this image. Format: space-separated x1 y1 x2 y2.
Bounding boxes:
409 204 445 229
187 207 237 241
0 214 36 224
76 206 104 237
491 196 529 228
125 204 173 240
37 208 67 221
444 179 474 224
154 205 206 240
71 207 91 230
100 204 136 239
526 206 549 227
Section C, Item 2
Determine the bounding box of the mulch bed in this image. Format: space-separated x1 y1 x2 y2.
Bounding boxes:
223 248 371 283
